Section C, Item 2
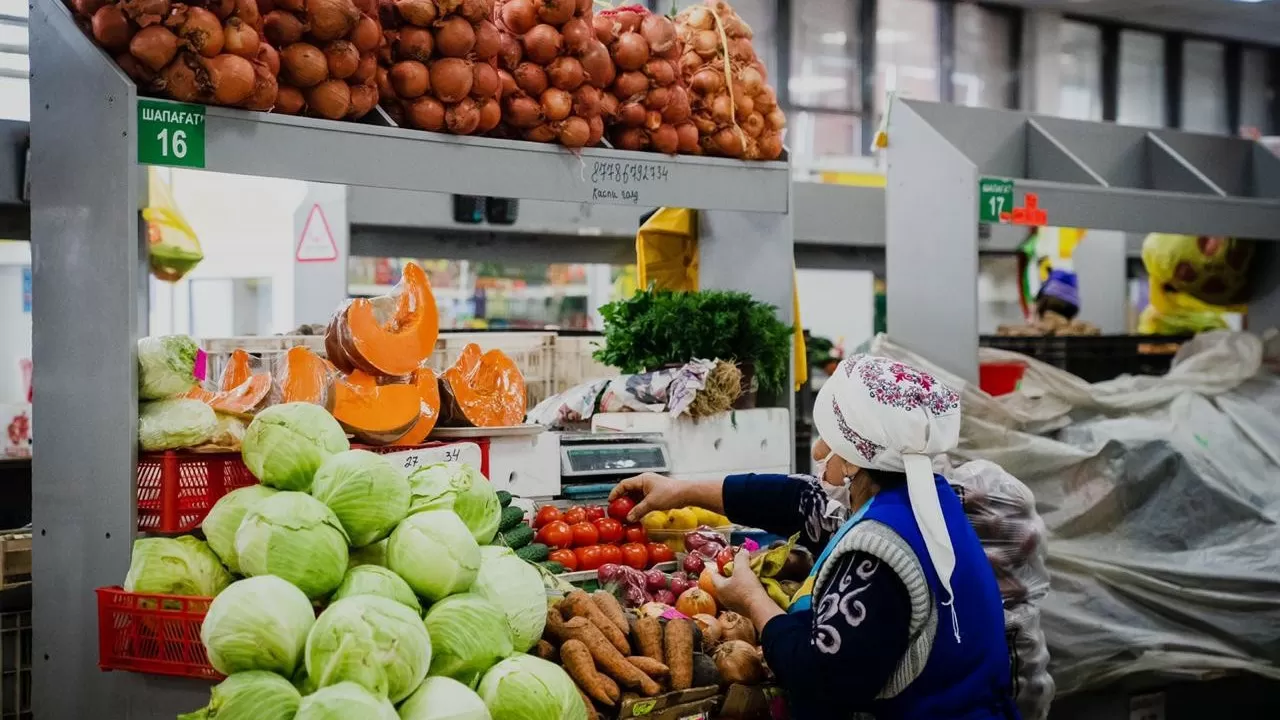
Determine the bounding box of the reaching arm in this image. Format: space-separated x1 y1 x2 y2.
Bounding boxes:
721 473 847 553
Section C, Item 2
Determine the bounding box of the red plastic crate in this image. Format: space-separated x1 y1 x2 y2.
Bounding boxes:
96 586 220 681
136 452 258 535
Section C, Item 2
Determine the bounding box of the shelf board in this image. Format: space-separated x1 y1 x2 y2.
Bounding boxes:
348 283 590 300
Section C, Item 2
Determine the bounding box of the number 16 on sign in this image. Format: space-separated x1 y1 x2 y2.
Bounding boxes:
978 178 1014 224
137 99 206 168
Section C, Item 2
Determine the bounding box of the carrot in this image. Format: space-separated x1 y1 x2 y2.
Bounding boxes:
533 639 559 663
579 690 600 720
627 656 670 678
545 605 570 642
591 590 629 635
665 618 694 691
598 672 620 702
563 590 630 655
562 639 618 707
634 615 664 663
562 617 663 696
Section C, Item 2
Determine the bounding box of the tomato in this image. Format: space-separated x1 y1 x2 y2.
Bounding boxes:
549 548 578 572
624 524 648 544
563 506 588 525
538 521 574 549
584 506 606 522
575 545 605 571
715 545 737 573
620 542 649 570
592 517 624 544
598 544 623 566
608 496 636 521
570 522 599 548
647 542 675 566
533 505 561 529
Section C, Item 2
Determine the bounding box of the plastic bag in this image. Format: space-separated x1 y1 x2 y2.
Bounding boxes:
1138 233 1252 335
144 169 203 282
138 398 216 451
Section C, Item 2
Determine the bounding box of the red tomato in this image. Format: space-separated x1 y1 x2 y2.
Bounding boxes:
570 522 599 548
624 525 648 544
538 521 574 549
563 506 588 525
533 505 561 529
584 506 606 522
715 545 737 573
576 545 605 571
549 548 578 572
620 542 649 570
608 496 636 521
598 544 623 566
647 542 675 566
593 517 624 544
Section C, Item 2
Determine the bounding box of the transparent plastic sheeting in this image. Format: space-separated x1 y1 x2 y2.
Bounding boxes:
871 331 1280 695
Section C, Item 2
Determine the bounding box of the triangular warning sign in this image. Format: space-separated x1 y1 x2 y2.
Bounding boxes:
296 204 339 262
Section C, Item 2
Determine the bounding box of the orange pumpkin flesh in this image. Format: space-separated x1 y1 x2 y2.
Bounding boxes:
279 346 337 411
332 370 420 445
438 343 527 428
220 349 253 391
184 348 272 417
329 262 440 377
395 365 442 445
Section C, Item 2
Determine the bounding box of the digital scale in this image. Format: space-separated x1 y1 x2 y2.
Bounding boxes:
557 432 669 501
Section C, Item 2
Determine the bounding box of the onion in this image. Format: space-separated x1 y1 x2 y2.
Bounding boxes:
758 131 783 160
639 14 674 55
120 0 170 26
390 60 430 98
650 123 678 154
713 640 767 686
591 14 610 44
713 128 745 157
579 40 614 89
281 43 327 87
598 90 618 118
458 0 489 23
692 614 722 646
407 95 446 130
644 85 669 111
307 0 360 41
535 0 572 26
396 0 437 26
306 78 351 119
352 51 376 81
710 93 733 124
129 25 179 71
742 110 764 138
728 37 754 62
352 0 375 16
476 97 501 132
662 85 689 122
586 114 603 145
557 115 589 148
739 65 764 95
613 126 646 150
678 49 701 76
522 24 562 64
504 95 541 128
723 13 750 38
208 0 235 19
571 84 599 117
471 61 499 99
207 53 256 104
546 56 583 91
617 101 644 127
262 10 304 46
498 32 522 70
436 0 463 15
275 84 305 113
324 40 360 78
755 85 777 112
168 6 224 57
613 8 640 33
378 31 395 63
497 68 516 96
220 18 259 59
643 58 674 86
612 70 647 100
560 17 590 54
352 14 381 52
692 113 716 134
734 90 753 119
276 0 304 11
257 43 280 74
500 0 536 35
575 0 589 16
376 67 396 101
347 82 378 117
235 0 261 28
92 5 133 52
675 121 699 153
444 98 481 134
540 87 571 121
611 32 648 72
691 29 717 58
766 107 786 130
513 61 547 96
242 60 279 110
434 16 475 58
644 109 661 130
116 53 157 86
72 0 108 19
473 20 501 60
161 54 203 101
524 124 556 142
383 99 406 124
430 57 473 102
398 26 434 61
717 611 758 645
690 68 721 95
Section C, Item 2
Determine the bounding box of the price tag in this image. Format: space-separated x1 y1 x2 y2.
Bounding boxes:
137 99 206 168
588 158 670 205
978 177 1014 224
381 442 483 474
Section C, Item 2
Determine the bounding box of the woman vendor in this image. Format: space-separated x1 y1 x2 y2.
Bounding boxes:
611 354 1019 719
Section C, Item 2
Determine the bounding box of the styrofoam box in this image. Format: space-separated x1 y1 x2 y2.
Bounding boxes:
486 431 561 499
590 408 791 478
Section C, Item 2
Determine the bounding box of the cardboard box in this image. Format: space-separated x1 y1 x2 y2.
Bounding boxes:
615 687 721 719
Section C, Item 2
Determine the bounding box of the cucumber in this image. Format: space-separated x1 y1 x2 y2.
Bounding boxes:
515 543 550 563
496 490 513 508
539 561 566 575
498 505 526 533
496 523 535 550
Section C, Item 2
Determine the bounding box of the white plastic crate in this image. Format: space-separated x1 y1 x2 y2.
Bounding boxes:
430 332 556 408
0 610 31 720
198 335 326 380
552 335 620 393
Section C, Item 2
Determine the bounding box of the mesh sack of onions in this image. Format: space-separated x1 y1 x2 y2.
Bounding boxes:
674 0 783 159
490 0 607 148
593 4 693 155
374 0 503 135
75 0 281 110
258 0 382 119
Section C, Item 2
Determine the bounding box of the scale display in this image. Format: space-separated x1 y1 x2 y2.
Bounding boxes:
562 444 667 477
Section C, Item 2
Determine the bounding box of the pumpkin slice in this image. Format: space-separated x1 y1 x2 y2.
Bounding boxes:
278 346 337 411
220 349 253 391
326 262 440 377
438 343 527 428
395 365 442 445
333 370 420 445
208 373 273 417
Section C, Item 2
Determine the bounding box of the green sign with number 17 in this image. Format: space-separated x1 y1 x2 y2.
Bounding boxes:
978 177 1013 224
137 99 206 168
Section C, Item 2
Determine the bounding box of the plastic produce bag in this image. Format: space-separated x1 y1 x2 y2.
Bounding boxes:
138 335 205 400
145 169 204 282
139 398 217 451
1138 233 1252 335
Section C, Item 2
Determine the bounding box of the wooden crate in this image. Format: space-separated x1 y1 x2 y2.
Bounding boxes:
0 533 31 591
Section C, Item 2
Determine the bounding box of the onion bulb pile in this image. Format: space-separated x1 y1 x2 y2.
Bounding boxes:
263 0 382 119
491 0 606 148
377 0 504 136
593 5 690 154
674 0 783 159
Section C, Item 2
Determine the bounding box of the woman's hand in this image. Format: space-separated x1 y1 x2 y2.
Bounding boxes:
609 472 694 523
711 549 782 630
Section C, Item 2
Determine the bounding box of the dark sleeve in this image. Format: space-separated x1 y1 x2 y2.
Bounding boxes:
722 473 846 553
758 550 913 710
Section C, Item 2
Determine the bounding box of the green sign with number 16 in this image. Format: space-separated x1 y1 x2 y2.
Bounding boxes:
978 177 1013 224
137 99 205 168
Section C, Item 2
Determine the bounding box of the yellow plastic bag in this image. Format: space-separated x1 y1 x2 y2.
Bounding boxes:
1138 233 1251 335
144 169 203 282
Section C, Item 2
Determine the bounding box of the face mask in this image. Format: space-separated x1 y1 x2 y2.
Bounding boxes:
815 451 853 518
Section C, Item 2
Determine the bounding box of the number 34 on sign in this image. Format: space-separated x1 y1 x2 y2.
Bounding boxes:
138 99 206 169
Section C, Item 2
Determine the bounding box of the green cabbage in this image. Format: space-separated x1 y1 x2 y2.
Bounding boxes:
387 510 480 602
399 676 492 720
330 565 421 615
242 403 350 491
177 671 301 720
138 398 217 451
209 413 247 448
304 595 433 703
235 492 349 600
423 593 513 687
123 536 231 597
348 539 388 569
202 485 278 574
293 682 399 720
138 335 201 400
407 462 501 544
310 450 410 547
201 575 315 676
477 655 588 720
471 546 547 653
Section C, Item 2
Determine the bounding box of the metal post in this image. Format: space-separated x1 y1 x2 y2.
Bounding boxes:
293 183 350 327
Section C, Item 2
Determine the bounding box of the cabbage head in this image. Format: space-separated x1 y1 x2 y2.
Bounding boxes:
310 450 410 547
406 462 501 544
304 595 432 703
293 682 398 720
202 485 278 574
471 546 546 653
423 593 513 687
123 536 231 597
177 671 301 720
400 676 492 720
347 539 387 569
235 492 349 600
138 335 201 400
242 403 349 491
477 655 588 720
387 510 480 602
138 398 217 451
201 575 315 676
330 565 421 615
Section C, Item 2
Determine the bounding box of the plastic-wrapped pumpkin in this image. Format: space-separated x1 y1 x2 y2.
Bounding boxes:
438 343 527 428
325 262 440 377
332 371 421 445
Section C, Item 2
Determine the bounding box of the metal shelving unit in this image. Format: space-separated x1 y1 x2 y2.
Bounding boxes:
27 0 794 715
885 98 1280 384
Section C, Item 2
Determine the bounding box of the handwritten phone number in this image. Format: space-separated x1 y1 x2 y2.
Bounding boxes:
590 161 669 185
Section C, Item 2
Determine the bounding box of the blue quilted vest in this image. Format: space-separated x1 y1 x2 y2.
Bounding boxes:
789 475 1019 720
